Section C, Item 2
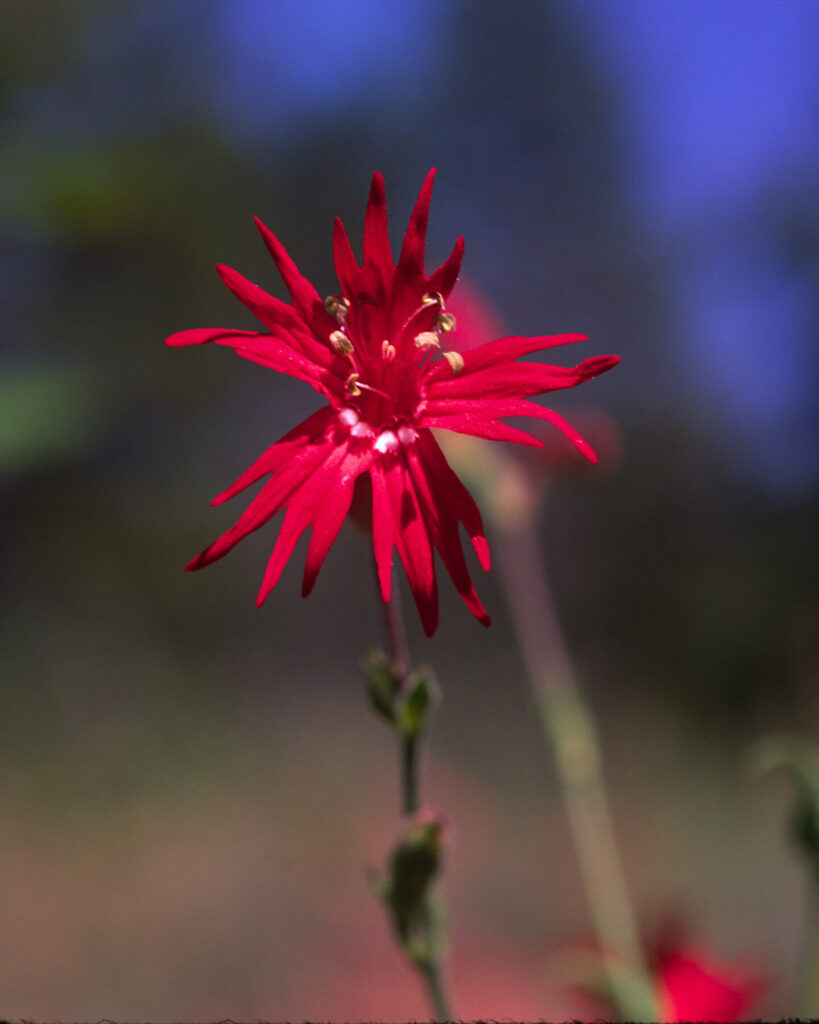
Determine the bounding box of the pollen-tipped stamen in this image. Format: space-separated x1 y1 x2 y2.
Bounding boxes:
442 350 464 372
436 311 457 333
414 331 440 349
330 329 354 356
324 293 350 321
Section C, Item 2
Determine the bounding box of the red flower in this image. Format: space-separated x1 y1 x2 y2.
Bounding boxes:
167 170 618 635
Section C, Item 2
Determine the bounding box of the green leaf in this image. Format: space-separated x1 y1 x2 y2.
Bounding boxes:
397 667 440 738
362 647 402 724
746 733 819 874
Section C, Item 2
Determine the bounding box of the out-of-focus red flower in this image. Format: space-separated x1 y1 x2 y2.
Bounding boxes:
559 928 767 1023
653 941 766 1023
168 171 618 634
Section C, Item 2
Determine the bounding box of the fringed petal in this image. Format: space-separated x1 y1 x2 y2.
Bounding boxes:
253 215 335 336
424 333 589 381
370 460 396 604
186 433 334 571
215 264 341 369
301 445 374 596
423 413 544 447
255 440 368 605
375 451 438 636
428 354 619 400
424 234 465 300
211 407 337 506
332 217 360 299
416 431 490 571
363 172 392 276
396 167 435 287
405 442 491 626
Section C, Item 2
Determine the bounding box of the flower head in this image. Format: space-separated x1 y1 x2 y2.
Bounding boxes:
167 170 618 635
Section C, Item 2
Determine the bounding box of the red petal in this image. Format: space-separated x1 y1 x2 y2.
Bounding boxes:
423 397 599 462
187 433 335 570
429 354 619 400
215 264 340 369
370 460 396 604
215 263 303 333
423 413 544 447
396 167 435 286
362 172 393 276
165 326 342 396
253 216 334 335
332 217 360 298
255 440 371 605
416 431 490 570
425 333 589 381
211 406 337 505
372 452 438 636
301 446 374 596
405 442 491 626
425 234 465 300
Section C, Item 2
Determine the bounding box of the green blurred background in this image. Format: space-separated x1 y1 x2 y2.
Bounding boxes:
1 1 816 1018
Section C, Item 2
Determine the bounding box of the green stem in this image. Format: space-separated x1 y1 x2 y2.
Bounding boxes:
418 956 452 1023
402 731 419 815
496 522 657 1022
379 576 453 1023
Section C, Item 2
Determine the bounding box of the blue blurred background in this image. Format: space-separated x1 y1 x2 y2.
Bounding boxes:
1 0 816 1018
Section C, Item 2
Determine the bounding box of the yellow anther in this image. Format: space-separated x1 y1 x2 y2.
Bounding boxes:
330 330 354 355
346 372 362 396
381 340 396 361
442 350 464 372
436 311 457 333
414 331 440 349
422 291 445 308
324 293 350 319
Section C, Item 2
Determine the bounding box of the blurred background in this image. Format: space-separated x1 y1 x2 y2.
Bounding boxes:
0 0 817 1018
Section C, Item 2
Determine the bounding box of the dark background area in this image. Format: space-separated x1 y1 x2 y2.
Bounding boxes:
0 1 816 1018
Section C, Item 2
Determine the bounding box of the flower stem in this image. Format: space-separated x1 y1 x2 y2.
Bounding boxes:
377 573 453 1022
402 731 419 815
495 519 658 1022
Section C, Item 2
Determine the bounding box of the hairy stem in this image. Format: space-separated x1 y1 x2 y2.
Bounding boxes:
496 521 657 1021
378 573 453 1022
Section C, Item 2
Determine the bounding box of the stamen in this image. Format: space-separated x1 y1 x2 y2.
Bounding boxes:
436 311 457 333
414 331 440 349
324 294 350 320
338 407 359 427
330 330 354 356
442 350 464 372
381 340 396 361
346 372 362 396
422 291 445 308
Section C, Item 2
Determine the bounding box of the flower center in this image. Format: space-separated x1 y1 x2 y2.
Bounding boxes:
326 290 462 447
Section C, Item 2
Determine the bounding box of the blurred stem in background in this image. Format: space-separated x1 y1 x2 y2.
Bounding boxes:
489 454 659 1022
365 571 452 1022
747 733 819 1017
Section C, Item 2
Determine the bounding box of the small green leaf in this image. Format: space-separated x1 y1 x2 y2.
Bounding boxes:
397 667 440 738
363 647 402 724
746 733 819 874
